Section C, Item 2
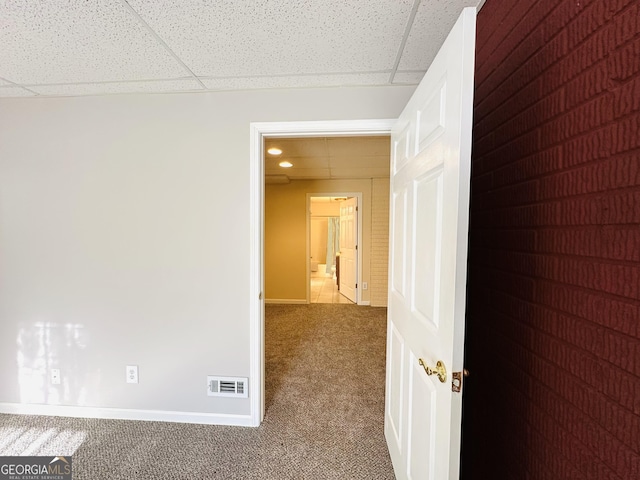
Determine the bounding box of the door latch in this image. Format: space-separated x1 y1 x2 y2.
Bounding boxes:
451 369 470 393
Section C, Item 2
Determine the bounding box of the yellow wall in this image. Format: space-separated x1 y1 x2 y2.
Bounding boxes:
310 200 341 217
310 217 328 266
265 178 389 306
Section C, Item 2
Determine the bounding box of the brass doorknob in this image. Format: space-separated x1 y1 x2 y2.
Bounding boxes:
418 358 447 383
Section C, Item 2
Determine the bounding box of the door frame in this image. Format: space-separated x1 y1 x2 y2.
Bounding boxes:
306 192 363 304
249 119 395 425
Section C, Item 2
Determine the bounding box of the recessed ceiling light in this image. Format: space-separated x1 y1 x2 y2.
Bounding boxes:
279 161 293 168
267 147 283 155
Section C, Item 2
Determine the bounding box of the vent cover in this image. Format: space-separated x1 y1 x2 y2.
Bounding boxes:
207 376 248 398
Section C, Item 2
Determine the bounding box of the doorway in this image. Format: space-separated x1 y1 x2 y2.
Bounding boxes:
263 135 388 306
250 120 394 425
308 194 359 304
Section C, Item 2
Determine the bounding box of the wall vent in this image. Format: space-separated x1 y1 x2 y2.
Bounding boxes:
207 376 248 398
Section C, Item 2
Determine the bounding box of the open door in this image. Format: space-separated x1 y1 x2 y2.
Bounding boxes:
338 197 357 303
384 7 476 479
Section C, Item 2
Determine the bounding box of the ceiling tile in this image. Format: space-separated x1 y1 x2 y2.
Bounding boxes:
330 167 390 178
128 0 414 77
326 136 390 156
266 137 329 159
264 136 392 180
392 71 426 84
0 1 187 84
266 156 329 171
0 86 36 97
30 79 204 97
397 0 477 71
271 168 331 179
329 156 390 170
200 73 390 91
0 1 482 97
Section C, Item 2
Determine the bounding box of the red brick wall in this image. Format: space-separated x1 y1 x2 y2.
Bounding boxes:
462 0 640 478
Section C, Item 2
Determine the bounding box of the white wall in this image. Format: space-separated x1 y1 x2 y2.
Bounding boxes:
0 86 414 422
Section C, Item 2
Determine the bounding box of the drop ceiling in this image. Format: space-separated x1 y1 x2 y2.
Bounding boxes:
265 136 390 182
0 0 483 98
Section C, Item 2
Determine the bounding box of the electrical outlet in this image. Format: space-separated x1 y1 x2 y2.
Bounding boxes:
51 369 61 385
362 282 368 290
126 365 138 384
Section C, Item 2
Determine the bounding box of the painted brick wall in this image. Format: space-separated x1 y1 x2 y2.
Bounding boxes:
371 178 390 307
462 0 640 478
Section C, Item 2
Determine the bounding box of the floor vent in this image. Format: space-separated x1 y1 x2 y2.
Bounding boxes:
207 376 248 398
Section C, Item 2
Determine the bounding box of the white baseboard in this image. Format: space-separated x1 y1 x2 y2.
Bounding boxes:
0 403 255 427
265 299 307 304
358 300 371 306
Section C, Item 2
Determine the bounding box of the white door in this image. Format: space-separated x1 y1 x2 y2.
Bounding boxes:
384 7 476 480
339 197 357 303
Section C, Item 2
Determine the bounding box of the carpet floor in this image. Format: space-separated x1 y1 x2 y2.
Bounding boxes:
0 304 395 479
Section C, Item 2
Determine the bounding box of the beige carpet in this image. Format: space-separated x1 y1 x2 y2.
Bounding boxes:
0 304 394 479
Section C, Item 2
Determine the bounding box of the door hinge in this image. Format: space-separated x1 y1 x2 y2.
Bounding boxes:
452 369 470 393
356 206 358 212
355 245 358 250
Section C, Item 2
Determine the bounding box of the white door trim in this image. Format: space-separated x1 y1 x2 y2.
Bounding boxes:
249 119 395 425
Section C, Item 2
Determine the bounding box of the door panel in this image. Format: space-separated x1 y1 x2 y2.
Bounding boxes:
387 324 405 446
391 189 407 297
417 79 447 153
394 123 411 173
412 169 443 328
339 197 357 303
384 8 476 480
407 355 437 480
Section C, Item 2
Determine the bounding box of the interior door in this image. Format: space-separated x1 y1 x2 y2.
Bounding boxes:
339 197 357 303
384 7 476 479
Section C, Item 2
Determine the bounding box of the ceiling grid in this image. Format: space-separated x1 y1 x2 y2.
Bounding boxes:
0 0 482 98
264 136 391 182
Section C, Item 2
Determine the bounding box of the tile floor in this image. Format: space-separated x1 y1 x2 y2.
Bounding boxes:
310 264 354 304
